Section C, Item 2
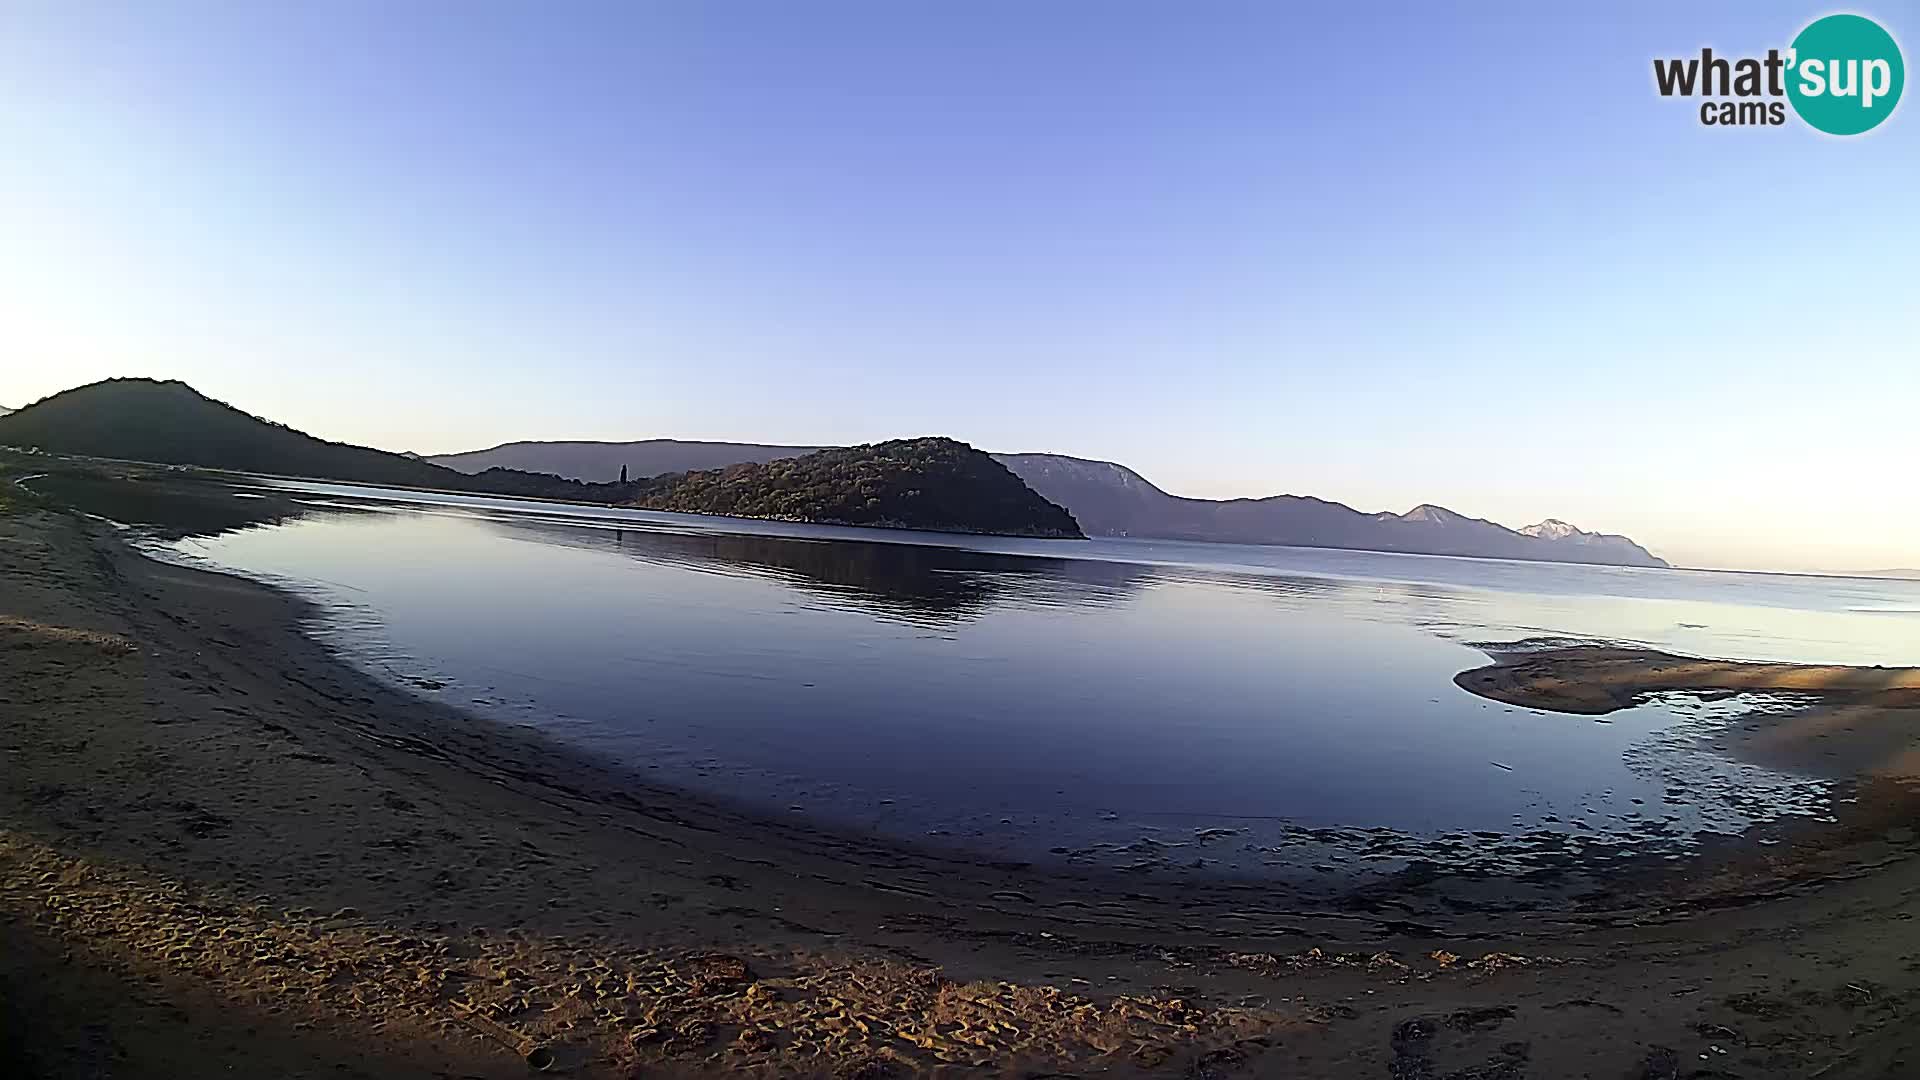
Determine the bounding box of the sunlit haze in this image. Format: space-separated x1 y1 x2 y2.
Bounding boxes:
4 2 1915 573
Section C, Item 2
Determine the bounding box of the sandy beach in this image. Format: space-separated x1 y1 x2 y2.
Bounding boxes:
5 501 1920 1078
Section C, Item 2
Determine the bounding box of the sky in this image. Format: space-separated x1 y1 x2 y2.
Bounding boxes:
1 2 1914 574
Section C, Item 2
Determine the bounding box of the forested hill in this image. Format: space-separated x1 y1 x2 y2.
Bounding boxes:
0 380 1082 539
625 439 1082 537
0 379 462 489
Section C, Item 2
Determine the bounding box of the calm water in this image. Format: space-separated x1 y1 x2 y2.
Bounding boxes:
148 478 1920 882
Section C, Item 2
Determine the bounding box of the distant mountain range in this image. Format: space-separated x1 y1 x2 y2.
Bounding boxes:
432 439 821 481
431 442 1668 567
996 454 1665 567
1 379 1664 564
0 380 1080 538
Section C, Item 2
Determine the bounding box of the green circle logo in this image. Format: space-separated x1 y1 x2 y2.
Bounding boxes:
1787 14 1904 134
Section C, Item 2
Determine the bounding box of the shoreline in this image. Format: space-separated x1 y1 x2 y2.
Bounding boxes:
18 455 1698 570
5 504 1920 1076
1455 646 1920 785
1454 645 1920 719
122 479 1854 893
25 455 1092 541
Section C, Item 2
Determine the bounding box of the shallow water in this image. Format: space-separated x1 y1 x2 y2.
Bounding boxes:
147 478 1920 881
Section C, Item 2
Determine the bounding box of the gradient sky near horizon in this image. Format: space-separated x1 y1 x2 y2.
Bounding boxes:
2 2 1915 574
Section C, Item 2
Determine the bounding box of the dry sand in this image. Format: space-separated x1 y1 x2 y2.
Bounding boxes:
4 500 1920 1078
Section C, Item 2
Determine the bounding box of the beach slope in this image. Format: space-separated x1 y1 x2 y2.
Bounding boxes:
3 502 1919 1078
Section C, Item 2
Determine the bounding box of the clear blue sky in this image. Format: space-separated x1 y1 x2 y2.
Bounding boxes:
3 3 1914 573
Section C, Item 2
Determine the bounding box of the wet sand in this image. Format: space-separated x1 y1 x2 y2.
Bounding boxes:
1457 646 1920 782
4 498 1920 1077
1456 645 1920 719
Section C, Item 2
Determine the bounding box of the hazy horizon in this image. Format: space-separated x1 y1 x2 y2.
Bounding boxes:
5 3 1915 574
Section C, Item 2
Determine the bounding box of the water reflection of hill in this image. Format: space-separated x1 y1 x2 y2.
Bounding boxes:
41 468 1489 629
484 515 1156 626
20 469 318 540
21 467 1148 625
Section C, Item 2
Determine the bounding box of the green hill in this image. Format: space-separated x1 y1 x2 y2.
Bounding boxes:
628 439 1082 537
0 379 460 489
0 379 1081 538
